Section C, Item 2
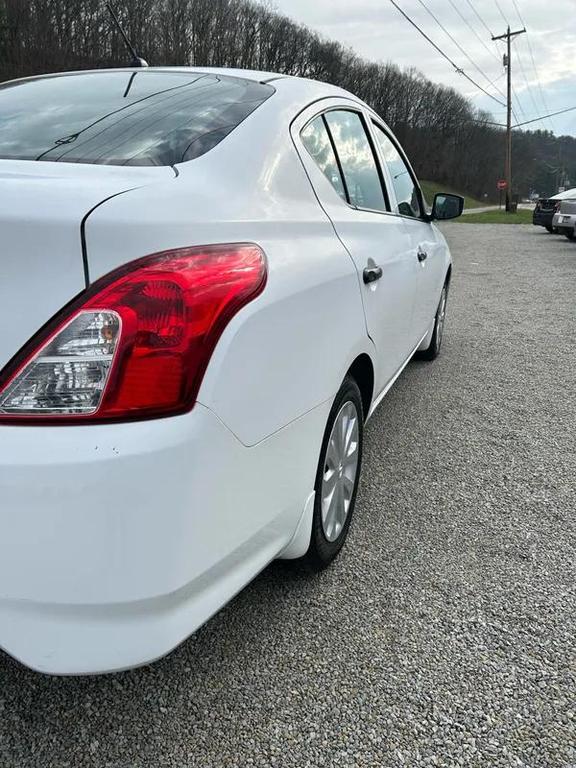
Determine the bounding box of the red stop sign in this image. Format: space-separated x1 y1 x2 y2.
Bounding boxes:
497 179 507 190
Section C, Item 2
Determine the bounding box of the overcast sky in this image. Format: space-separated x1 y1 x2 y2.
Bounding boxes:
273 0 576 137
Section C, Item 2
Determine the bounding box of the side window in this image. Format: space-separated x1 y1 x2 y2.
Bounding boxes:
301 116 347 202
324 111 387 212
372 123 422 218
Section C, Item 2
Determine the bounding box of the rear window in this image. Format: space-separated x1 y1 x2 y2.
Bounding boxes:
0 71 274 167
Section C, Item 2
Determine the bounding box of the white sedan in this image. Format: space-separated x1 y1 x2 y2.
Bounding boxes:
0 67 462 674
552 199 576 240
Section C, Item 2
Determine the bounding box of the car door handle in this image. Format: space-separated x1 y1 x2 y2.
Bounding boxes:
363 265 383 284
417 249 428 263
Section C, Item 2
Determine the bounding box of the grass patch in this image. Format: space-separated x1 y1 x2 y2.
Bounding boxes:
454 208 533 224
420 180 486 209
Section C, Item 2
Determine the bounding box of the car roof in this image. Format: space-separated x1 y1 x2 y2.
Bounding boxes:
152 66 288 82
4 66 359 107
155 66 355 98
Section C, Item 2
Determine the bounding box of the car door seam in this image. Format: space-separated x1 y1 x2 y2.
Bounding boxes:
80 189 141 287
80 168 178 287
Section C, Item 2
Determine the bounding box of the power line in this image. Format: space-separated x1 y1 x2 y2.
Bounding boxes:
510 0 525 26
390 0 568 135
510 0 555 132
524 41 554 131
457 0 524 125
472 117 506 127
493 0 510 27
461 0 527 126
513 41 546 126
473 106 575 130
415 0 506 101
387 0 506 107
446 0 501 67
511 83 529 123
465 0 495 41
513 104 576 128
493 0 547 131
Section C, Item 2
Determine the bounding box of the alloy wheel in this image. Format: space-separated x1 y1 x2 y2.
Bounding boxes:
320 400 360 542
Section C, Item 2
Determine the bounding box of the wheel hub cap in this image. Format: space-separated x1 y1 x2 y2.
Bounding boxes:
321 400 360 542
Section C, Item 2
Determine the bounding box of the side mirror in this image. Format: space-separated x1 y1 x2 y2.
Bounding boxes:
431 193 464 220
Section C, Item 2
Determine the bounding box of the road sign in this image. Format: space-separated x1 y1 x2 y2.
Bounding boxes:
497 179 507 190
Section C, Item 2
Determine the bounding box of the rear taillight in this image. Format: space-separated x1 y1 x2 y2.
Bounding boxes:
0 244 266 424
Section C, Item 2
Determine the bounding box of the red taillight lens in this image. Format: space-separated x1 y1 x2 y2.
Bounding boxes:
0 244 267 424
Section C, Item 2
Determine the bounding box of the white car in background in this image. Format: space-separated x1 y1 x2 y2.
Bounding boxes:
0 67 462 674
552 199 576 240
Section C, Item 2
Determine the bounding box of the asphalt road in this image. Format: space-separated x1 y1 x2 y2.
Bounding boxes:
1 224 575 767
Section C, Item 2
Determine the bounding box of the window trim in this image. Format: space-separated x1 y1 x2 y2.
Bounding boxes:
300 106 391 215
321 114 350 204
369 118 428 222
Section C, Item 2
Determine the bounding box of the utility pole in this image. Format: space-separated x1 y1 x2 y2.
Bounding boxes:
492 26 525 211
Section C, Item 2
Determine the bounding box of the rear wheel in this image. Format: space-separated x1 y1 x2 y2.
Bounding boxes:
304 376 363 570
546 225 554 233
564 231 575 241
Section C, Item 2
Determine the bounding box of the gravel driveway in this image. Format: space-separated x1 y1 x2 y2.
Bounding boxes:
1 224 574 768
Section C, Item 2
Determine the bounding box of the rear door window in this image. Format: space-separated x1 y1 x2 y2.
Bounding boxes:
0 71 274 166
324 110 387 212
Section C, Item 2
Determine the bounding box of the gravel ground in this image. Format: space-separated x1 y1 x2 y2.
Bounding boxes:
1 224 575 767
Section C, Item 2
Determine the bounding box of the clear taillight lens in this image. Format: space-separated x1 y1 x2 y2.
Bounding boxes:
0 311 121 415
0 244 266 424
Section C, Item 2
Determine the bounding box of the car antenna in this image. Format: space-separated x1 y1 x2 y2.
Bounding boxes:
105 2 148 68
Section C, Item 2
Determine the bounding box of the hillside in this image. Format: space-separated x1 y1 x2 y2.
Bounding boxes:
420 181 486 209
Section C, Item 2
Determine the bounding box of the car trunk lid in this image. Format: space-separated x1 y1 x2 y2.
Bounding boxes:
559 200 576 214
0 160 174 371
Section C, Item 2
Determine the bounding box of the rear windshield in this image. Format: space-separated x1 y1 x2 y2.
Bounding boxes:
0 71 274 167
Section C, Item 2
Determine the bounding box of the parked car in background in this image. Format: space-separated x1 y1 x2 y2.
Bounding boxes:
552 200 576 240
0 67 462 675
533 188 576 232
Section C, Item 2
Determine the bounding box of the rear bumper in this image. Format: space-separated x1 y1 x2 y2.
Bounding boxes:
552 212 576 234
0 541 281 675
0 403 324 674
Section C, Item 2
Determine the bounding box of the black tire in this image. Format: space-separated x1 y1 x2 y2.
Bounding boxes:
304 376 364 571
417 282 448 361
564 231 575 241
546 225 554 233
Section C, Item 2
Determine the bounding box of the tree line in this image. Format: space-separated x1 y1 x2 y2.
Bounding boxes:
1 0 574 199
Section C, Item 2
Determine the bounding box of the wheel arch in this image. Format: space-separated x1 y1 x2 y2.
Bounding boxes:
346 353 374 421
